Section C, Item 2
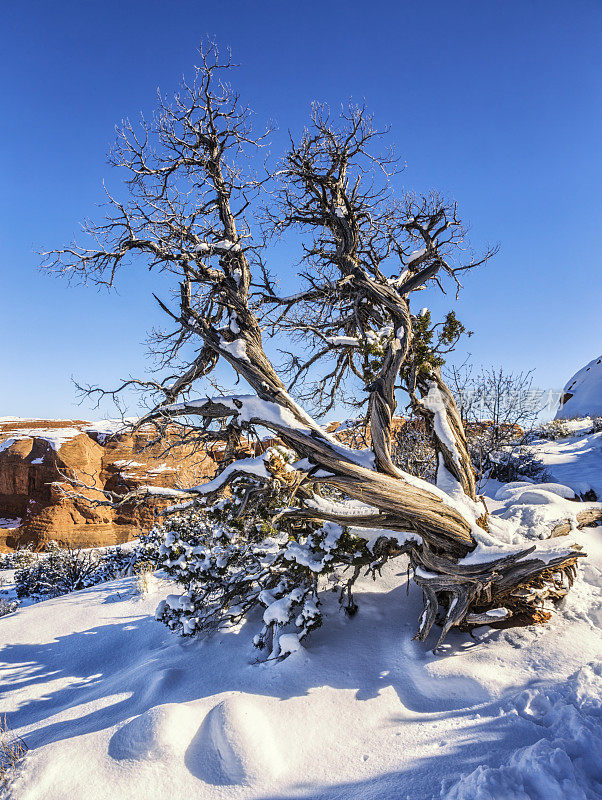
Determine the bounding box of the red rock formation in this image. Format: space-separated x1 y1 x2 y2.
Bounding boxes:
0 419 216 552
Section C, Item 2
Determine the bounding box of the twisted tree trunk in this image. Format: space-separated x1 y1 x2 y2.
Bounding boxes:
413 369 477 501
46 51 587 649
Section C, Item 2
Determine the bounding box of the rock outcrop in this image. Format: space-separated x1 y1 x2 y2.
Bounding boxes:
556 354 602 420
0 418 217 552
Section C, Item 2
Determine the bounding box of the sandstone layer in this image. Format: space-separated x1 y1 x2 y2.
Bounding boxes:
0 418 216 552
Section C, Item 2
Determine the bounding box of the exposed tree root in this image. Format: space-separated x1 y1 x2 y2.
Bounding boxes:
409 544 584 649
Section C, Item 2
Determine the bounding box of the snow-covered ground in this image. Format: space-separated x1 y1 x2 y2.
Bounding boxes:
535 418 602 501
1 433 601 799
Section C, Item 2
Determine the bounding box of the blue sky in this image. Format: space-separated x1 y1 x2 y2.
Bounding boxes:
1 0 601 420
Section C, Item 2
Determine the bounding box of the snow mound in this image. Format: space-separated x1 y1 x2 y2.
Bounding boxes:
495 482 577 502
186 695 284 785
109 703 199 762
483 478 601 542
556 354 602 420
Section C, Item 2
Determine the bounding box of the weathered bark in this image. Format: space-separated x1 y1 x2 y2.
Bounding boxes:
413 369 477 501
550 508 602 537
409 542 583 648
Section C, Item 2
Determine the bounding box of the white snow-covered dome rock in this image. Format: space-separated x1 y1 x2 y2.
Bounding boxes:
556 353 602 419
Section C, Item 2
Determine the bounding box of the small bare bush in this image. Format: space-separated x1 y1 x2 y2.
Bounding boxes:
134 560 155 594
391 419 437 483
537 419 572 440
0 715 27 787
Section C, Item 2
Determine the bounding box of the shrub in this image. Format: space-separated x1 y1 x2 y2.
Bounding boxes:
486 446 550 483
0 715 27 789
391 419 437 483
0 599 19 618
0 548 37 571
146 453 392 659
13 544 150 601
536 419 572 440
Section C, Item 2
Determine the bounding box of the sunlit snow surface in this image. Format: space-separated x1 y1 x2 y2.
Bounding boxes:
556 354 602 419
1 435 601 799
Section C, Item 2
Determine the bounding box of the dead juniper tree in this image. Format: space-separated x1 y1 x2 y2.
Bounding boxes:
44 43 587 654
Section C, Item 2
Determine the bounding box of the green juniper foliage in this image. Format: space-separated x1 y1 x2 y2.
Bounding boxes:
146 450 387 658
409 310 471 376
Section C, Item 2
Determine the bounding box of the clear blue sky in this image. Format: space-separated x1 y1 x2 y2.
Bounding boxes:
1 0 601 420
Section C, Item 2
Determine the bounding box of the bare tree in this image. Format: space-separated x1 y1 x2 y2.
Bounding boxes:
44 43 590 648
447 363 549 486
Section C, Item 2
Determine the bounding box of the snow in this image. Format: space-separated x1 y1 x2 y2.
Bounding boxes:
190 453 271 495
324 335 360 347
219 336 249 362
304 496 379 517
278 633 302 656
84 418 137 443
349 526 423 550
262 596 293 624
495 481 578 502
0 517 21 529
0 427 83 452
534 427 602 500
1 429 601 800
407 247 426 264
421 382 461 469
194 239 242 254
442 663 602 799
556 354 602 419
2 521 600 800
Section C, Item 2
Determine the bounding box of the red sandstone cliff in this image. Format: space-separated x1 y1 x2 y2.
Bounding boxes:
0 418 216 552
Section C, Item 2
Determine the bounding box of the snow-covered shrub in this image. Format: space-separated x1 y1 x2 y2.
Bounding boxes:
137 525 168 563
14 545 148 601
536 419 572 440
15 548 100 599
487 446 549 484
97 546 147 580
0 548 37 571
0 599 19 618
148 454 384 658
462 422 548 487
589 416 602 433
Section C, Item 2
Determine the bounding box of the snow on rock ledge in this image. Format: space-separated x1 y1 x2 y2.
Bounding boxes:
556 354 602 419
